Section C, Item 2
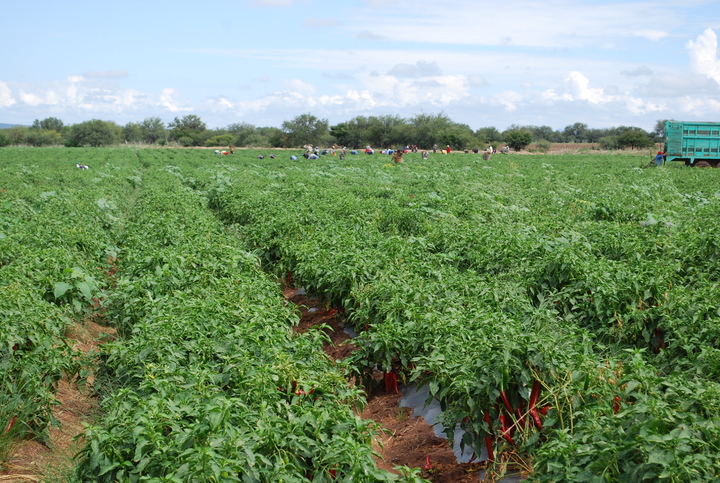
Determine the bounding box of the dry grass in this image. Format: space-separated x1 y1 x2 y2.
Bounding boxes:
0 320 115 482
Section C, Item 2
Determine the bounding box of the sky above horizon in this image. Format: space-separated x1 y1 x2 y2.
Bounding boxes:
1 0 720 132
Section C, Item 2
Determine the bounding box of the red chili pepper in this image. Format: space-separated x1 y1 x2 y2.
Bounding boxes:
329 468 336 479
613 396 621 414
540 405 550 415
499 414 515 445
529 380 541 410
3 416 16 435
499 391 513 414
384 371 399 394
485 436 494 462
424 454 432 470
529 408 543 430
484 410 493 433
516 406 526 430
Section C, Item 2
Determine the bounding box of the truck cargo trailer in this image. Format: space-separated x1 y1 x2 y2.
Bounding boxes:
664 121 720 167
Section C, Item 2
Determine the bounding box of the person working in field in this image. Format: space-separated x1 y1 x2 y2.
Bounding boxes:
654 151 665 166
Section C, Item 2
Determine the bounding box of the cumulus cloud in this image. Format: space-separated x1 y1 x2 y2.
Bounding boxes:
687 28 720 85
0 81 16 107
542 71 611 104
490 90 524 111
159 88 192 112
387 60 441 78
19 90 46 107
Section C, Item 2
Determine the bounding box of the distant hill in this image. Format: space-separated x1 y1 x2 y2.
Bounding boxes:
0 123 20 129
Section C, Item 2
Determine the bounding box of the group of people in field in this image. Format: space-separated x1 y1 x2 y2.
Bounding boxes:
210 143 513 163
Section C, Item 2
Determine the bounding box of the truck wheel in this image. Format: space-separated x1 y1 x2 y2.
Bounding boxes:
694 161 712 168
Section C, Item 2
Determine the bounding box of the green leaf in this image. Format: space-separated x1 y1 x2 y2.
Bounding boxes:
54 282 72 299
76 281 93 300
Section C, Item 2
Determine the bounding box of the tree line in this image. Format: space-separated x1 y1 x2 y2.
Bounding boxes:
0 114 665 152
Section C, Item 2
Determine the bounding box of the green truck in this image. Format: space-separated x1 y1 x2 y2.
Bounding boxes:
664 121 720 167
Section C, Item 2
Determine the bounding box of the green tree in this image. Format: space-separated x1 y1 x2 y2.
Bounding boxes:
226 122 258 147
141 117 166 144
66 120 122 147
653 119 672 141
475 126 503 145
6 126 28 146
31 117 64 132
281 113 330 147
599 136 619 150
364 115 407 148
205 134 235 147
330 116 373 148
563 122 588 143
261 127 284 147
0 131 10 147
168 115 208 146
617 130 653 150
123 122 143 144
526 125 556 142
409 112 454 149
25 129 62 147
503 129 533 151
442 123 475 150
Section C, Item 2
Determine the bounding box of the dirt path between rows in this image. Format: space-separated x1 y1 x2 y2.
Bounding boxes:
285 287 489 483
4 286 495 483
0 320 115 483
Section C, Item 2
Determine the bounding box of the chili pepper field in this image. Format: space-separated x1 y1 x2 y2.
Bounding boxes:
2 147 720 482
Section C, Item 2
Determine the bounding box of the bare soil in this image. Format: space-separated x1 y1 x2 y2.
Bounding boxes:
0 321 115 483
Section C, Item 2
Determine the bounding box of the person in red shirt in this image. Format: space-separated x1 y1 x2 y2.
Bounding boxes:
446 145 451 154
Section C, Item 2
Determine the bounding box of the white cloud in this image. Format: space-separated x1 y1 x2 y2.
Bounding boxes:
633 30 668 42
19 90 45 107
468 75 488 87
566 71 611 104
284 79 316 96
387 60 441 78
0 81 16 108
68 76 85 83
159 88 192 112
686 28 720 85
344 0 676 49
490 91 524 111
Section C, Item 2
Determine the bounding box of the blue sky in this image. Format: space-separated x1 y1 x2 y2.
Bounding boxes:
1 0 719 132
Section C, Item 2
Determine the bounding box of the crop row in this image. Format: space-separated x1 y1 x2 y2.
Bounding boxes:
0 148 127 463
74 165 423 482
199 151 720 480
